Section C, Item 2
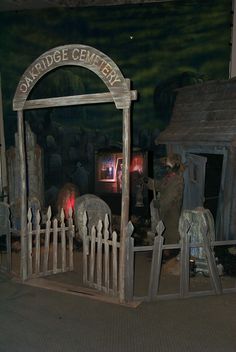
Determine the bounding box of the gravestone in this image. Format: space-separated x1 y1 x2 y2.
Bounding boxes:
0 202 11 270
74 194 111 238
71 162 89 195
6 122 44 229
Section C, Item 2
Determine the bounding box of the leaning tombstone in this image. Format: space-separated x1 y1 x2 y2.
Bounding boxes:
0 202 11 271
74 194 111 238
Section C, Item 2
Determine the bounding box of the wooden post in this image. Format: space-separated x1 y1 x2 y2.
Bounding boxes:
179 217 191 298
43 206 51 274
17 110 28 281
112 231 118 295
53 218 58 274
201 221 222 295
68 207 74 271
0 76 8 202
27 208 33 277
124 221 134 302
119 79 131 303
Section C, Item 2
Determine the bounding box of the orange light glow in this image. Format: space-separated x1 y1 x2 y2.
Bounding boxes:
130 155 143 173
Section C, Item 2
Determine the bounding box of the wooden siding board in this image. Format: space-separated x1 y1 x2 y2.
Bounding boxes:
158 79 236 145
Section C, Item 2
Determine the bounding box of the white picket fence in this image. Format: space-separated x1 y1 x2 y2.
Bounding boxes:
82 212 120 296
26 206 75 279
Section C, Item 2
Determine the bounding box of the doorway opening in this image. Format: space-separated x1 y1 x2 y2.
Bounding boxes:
195 153 223 221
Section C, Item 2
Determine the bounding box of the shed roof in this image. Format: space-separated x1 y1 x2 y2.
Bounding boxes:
157 79 236 146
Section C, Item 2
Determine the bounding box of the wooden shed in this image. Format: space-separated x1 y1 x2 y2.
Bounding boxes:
157 79 236 241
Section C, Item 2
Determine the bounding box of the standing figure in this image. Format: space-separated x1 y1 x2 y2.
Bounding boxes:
143 153 185 244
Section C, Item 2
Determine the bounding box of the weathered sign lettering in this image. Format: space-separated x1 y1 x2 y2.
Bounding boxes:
18 47 122 94
13 44 130 110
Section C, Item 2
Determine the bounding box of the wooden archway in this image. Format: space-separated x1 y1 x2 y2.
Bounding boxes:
13 44 137 302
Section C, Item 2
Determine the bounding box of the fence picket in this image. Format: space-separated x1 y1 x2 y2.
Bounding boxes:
27 208 33 277
35 209 41 275
104 214 110 293
96 220 103 290
112 231 118 295
43 206 51 274
179 218 191 298
82 212 88 284
60 209 66 272
125 221 134 302
68 207 74 271
201 221 222 295
89 226 96 283
53 217 58 274
148 221 165 300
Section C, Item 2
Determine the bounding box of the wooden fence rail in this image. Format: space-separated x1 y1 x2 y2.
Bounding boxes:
125 209 236 303
82 212 120 296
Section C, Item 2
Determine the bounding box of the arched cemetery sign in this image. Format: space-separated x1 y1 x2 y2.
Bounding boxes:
13 44 136 302
13 44 132 110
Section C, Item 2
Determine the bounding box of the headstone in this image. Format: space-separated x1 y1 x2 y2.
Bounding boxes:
180 207 216 276
74 194 111 239
0 202 10 264
0 202 10 237
71 162 89 195
6 122 44 229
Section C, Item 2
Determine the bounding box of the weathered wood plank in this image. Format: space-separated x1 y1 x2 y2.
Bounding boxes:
179 218 190 298
60 209 66 272
119 78 131 303
17 110 28 280
23 91 137 110
35 210 41 275
125 221 134 302
13 44 136 111
27 208 33 277
201 222 222 295
104 214 110 293
82 212 88 284
52 218 58 274
43 207 51 274
96 220 103 290
68 207 74 271
89 226 96 283
112 231 118 295
148 221 165 300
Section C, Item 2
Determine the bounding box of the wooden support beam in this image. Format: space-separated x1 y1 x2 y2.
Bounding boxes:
22 91 137 110
17 110 28 281
119 79 131 303
0 76 7 201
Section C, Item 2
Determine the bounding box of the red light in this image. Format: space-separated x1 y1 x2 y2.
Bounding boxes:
64 193 75 218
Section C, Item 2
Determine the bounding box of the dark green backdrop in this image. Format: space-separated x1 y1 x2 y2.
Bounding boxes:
0 0 232 147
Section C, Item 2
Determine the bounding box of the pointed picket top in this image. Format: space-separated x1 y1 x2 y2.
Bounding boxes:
156 220 165 237
53 217 58 227
104 213 110 230
36 209 41 225
126 221 134 238
112 231 117 241
27 207 32 223
104 214 110 240
90 225 96 240
60 208 65 223
47 206 52 221
97 219 103 234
